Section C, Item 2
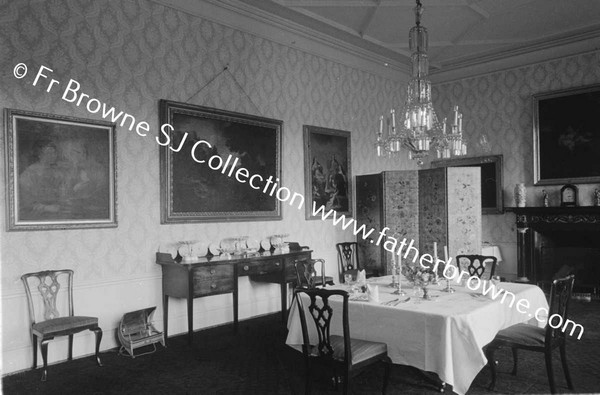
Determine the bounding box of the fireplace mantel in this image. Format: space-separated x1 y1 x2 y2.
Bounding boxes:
507 206 600 283
509 206 600 231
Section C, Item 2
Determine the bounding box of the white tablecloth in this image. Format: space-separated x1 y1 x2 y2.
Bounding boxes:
286 276 548 395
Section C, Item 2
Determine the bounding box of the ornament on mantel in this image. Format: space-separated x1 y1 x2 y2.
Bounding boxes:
542 190 549 207
514 183 526 207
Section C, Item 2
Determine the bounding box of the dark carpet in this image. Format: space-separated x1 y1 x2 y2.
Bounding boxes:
3 300 599 394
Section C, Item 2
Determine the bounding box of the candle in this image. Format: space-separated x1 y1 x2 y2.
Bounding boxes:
391 109 396 128
458 113 463 132
444 245 449 263
442 117 447 134
453 106 459 125
433 242 438 261
379 115 383 135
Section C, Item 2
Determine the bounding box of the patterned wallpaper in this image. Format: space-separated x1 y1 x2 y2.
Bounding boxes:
432 50 600 276
0 0 411 294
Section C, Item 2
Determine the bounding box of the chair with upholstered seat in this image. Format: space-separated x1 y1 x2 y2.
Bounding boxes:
294 287 391 394
294 259 335 289
485 275 575 394
21 269 103 381
336 242 378 283
455 254 497 280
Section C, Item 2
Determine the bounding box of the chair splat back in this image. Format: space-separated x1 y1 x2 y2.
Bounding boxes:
295 288 351 361
308 293 334 356
337 243 357 271
295 259 328 289
546 275 575 342
22 269 74 324
456 255 497 279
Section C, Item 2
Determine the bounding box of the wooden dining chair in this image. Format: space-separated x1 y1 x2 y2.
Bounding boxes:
455 254 497 279
485 275 575 394
21 269 103 381
336 242 378 283
294 287 391 394
294 259 335 289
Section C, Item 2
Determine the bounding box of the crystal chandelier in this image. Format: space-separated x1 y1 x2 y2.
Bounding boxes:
376 0 467 165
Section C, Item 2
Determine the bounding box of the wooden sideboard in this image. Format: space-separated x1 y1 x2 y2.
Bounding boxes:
156 249 312 344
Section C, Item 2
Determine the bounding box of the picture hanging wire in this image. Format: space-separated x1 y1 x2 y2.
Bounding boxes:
184 64 263 117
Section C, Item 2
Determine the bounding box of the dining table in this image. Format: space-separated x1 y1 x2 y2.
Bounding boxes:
285 275 549 395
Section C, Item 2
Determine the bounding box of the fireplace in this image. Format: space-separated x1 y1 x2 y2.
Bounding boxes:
511 207 600 296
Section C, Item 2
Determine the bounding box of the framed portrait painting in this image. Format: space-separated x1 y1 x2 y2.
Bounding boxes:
303 125 352 220
4 109 117 231
159 100 282 223
533 84 600 185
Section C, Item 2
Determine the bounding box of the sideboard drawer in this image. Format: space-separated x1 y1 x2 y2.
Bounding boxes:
239 259 282 276
193 265 234 296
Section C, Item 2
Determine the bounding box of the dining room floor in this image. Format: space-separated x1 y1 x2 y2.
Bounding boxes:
2 299 599 394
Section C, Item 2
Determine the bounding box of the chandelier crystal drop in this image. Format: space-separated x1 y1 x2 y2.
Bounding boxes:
376 0 467 165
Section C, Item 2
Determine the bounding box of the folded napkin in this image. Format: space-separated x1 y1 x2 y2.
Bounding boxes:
356 269 367 284
367 284 379 303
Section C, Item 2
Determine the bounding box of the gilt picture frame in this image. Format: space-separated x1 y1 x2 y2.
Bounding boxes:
533 84 600 185
159 100 282 223
303 125 352 220
4 109 117 231
431 154 503 214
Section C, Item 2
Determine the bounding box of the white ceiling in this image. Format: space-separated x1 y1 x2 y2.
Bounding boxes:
231 0 600 79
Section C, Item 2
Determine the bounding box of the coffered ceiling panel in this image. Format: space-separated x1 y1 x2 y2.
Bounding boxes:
231 0 600 78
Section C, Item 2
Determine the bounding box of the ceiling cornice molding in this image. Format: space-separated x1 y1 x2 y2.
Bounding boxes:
431 26 600 83
150 0 411 83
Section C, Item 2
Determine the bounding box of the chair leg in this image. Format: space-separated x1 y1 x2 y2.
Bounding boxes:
545 350 556 394
40 339 50 381
382 357 391 395
342 369 350 395
31 334 38 370
68 334 74 361
511 348 518 375
304 359 311 395
559 343 574 390
485 346 497 390
92 327 103 366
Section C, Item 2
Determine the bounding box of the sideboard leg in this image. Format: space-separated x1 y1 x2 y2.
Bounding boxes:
187 296 193 345
163 294 169 346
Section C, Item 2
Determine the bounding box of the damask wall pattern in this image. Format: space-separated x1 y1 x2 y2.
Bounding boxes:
0 0 411 291
0 0 415 370
432 50 600 276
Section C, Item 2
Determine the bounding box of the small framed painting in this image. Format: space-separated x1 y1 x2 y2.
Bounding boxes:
159 100 282 223
4 109 117 231
533 84 600 185
303 125 352 220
